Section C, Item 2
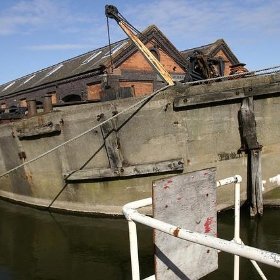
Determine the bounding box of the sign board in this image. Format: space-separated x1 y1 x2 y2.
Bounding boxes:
153 168 218 279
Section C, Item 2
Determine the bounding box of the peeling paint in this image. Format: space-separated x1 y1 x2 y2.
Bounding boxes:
173 227 181 237
204 217 214 234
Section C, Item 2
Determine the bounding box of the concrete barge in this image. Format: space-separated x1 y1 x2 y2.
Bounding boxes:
1 72 280 215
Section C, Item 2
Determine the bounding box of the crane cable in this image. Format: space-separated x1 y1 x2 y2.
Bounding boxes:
106 15 114 73
105 9 143 73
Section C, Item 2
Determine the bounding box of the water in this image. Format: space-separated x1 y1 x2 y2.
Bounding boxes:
0 199 279 280
202 209 280 280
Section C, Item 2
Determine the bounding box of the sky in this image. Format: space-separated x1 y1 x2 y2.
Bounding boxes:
1 0 280 85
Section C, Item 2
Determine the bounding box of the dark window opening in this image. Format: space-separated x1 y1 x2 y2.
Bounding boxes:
36 101 43 109
62 94 82 103
150 48 160 61
9 106 17 113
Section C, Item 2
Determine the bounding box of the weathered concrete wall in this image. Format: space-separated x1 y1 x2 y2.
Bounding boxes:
0 75 280 215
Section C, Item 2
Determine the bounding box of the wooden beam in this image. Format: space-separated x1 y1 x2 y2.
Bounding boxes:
249 149 263 216
16 122 61 139
238 97 263 216
63 159 184 181
99 115 123 171
174 73 280 109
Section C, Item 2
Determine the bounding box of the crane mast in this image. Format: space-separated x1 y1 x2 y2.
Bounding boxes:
105 5 175 86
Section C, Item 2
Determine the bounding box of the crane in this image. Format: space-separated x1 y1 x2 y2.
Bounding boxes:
105 5 175 86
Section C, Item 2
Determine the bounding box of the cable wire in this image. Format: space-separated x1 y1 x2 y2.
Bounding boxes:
0 84 173 178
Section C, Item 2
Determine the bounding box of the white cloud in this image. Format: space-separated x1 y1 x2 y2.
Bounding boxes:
0 0 89 35
120 0 280 49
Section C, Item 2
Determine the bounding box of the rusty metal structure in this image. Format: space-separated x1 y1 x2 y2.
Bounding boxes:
184 50 221 82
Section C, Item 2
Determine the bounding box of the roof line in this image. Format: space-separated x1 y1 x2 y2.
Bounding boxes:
0 38 129 87
180 39 224 52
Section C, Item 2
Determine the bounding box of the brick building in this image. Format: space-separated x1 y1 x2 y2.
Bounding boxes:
0 25 241 112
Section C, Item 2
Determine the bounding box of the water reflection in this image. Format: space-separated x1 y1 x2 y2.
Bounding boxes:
202 209 280 280
0 199 279 280
0 199 153 280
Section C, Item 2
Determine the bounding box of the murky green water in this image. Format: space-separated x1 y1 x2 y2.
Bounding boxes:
0 199 279 280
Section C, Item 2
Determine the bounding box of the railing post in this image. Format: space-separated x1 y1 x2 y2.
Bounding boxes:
123 176 280 280
128 220 140 280
234 178 241 280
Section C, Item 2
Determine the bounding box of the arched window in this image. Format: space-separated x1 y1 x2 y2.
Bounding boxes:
8 105 17 113
62 94 82 103
149 48 160 61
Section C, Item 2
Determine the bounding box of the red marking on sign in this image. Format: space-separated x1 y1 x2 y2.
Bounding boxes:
204 217 214 233
164 185 170 190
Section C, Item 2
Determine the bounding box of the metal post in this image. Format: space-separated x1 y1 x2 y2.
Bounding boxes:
234 180 241 280
233 177 267 280
128 220 140 280
123 198 152 280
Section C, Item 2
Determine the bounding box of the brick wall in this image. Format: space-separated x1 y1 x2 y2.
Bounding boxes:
214 50 231 76
87 83 102 100
120 43 185 74
119 81 153 97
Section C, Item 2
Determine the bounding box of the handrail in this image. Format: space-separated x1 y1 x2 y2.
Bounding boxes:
123 175 280 280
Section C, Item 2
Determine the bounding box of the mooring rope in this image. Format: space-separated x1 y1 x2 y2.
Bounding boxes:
0 84 173 178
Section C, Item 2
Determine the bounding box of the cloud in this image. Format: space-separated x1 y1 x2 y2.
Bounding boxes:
121 0 280 48
0 0 89 35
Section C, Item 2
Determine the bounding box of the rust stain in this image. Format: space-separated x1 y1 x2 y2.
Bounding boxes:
167 180 172 184
204 217 214 234
173 227 181 237
164 185 170 190
26 171 35 192
177 197 181 200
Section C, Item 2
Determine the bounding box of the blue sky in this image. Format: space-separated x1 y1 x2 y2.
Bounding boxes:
1 0 280 85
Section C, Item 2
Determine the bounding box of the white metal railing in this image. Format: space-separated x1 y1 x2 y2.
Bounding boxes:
122 175 280 280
